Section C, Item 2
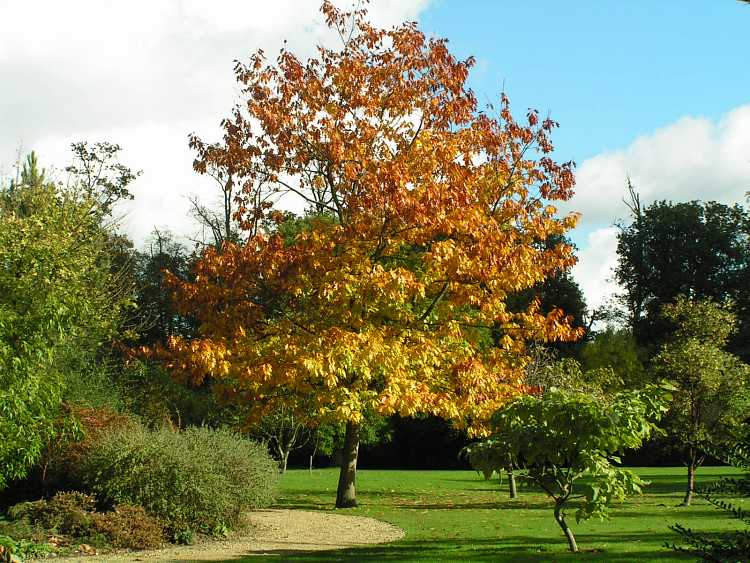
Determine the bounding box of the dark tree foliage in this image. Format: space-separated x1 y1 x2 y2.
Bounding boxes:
506 235 588 357
616 194 750 359
133 230 196 346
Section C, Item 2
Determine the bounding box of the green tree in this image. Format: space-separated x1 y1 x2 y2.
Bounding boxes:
461 439 520 498
0 156 127 487
616 188 750 359
652 297 750 506
0 142 140 487
580 327 645 388
669 441 750 561
487 387 667 552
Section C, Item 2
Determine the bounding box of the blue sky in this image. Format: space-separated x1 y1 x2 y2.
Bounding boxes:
2 0 748 310
422 0 750 162
419 1 750 308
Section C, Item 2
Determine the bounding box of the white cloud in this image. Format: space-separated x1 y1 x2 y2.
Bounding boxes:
566 104 750 311
563 105 750 230
571 227 619 312
0 0 430 245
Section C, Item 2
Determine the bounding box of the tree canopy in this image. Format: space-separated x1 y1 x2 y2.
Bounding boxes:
616 193 750 358
154 1 581 507
652 296 750 506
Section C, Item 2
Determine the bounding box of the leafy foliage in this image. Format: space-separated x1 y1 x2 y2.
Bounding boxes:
153 1 580 507
0 153 129 488
486 387 668 551
580 327 645 389
615 193 750 359
461 439 516 482
652 297 750 505
669 443 750 561
82 424 278 538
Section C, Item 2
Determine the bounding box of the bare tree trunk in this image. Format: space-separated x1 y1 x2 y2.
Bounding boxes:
309 440 318 474
682 460 696 507
335 421 361 508
507 469 517 499
280 450 289 474
554 501 578 553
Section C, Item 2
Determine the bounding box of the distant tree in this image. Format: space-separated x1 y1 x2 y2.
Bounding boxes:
669 440 750 561
487 387 668 552
248 404 311 474
652 297 750 506
133 229 195 346
580 327 645 388
616 185 750 359
461 439 520 499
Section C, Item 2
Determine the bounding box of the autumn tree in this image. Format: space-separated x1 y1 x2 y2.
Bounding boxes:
158 2 580 508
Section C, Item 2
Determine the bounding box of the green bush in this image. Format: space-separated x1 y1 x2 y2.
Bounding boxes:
83 425 278 538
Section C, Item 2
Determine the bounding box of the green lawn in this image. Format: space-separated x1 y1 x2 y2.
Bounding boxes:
227 467 746 562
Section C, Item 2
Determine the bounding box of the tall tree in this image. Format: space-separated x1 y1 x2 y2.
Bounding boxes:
616 189 750 358
155 2 580 507
0 151 131 488
133 229 195 346
652 297 750 506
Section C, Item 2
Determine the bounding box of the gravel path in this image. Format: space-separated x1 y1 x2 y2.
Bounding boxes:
47 509 404 562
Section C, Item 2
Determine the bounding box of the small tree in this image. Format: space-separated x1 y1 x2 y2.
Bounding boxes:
669 441 750 561
462 439 520 498
250 405 311 473
488 387 667 552
652 297 750 506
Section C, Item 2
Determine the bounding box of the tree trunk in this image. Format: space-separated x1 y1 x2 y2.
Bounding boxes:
682 461 696 507
507 469 517 499
335 421 361 508
280 450 289 474
554 501 578 553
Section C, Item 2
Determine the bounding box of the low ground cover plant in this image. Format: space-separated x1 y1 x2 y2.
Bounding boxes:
1 491 164 559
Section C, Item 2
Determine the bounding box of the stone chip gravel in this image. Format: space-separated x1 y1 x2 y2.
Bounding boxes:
46 509 404 562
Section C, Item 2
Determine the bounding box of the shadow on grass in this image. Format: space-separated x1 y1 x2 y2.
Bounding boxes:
208 532 688 562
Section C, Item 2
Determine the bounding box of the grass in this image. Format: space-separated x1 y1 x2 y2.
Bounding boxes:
223 466 747 561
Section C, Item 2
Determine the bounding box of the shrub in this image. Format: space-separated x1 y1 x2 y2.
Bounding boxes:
9 492 95 537
40 406 137 494
91 505 164 549
6 492 164 552
83 425 278 538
